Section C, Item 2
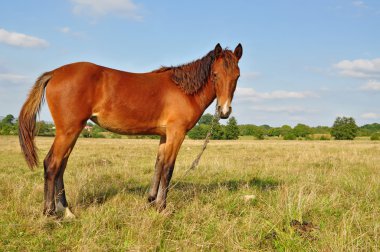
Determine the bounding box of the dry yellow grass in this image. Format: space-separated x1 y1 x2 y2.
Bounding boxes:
0 136 379 251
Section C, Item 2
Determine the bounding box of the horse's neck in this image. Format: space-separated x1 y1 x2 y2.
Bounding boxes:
193 79 216 113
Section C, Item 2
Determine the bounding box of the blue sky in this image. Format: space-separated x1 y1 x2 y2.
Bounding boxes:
0 0 379 127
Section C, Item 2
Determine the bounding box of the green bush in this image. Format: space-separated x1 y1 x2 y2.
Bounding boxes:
211 123 225 140
224 117 239 140
319 135 331 141
293 123 312 138
331 117 358 140
370 133 380 141
188 124 210 139
304 135 313 140
239 124 267 139
81 130 92 138
92 132 105 138
110 133 122 139
283 133 296 140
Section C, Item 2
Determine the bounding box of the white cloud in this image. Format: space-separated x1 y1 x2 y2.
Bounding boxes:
360 80 380 91
0 73 29 83
241 71 260 81
70 0 142 20
0 28 49 48
60 27 71 33
58 26 85 38
361 112 380 119
236 87 317 101
352 1 367 8
334 58 380 78
250 106 317 114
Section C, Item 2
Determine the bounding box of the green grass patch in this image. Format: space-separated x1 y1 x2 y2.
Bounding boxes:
0 136 379 250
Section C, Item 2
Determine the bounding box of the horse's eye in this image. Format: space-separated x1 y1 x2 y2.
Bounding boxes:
213 72 217 77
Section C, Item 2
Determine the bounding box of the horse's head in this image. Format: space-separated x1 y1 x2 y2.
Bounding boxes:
211 43 243 119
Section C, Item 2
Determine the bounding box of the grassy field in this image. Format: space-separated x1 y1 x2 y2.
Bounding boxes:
0 135 379 251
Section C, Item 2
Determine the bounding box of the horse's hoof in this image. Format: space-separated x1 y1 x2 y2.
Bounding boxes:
147 195 156 203
156 202 166 212
43 209 56 217
64 208 76 219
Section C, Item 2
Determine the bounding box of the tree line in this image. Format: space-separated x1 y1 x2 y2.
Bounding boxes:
188 114 380 140
0 114 56 136
1 113 380 140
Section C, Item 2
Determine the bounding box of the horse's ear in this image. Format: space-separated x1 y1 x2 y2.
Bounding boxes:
234 43 243 60
214 43 223 58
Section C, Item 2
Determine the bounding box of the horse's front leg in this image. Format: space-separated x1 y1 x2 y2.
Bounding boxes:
148 136 166 203
156 129 185 211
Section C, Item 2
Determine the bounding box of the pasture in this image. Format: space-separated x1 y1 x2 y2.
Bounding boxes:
0 136 379 251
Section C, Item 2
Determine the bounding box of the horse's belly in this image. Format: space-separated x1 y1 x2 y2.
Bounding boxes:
90 112 166 136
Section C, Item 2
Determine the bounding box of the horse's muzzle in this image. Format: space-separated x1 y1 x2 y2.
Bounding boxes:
218 105 232 119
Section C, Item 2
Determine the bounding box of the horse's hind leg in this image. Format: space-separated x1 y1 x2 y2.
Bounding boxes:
55 154 76 218
43 126 83 216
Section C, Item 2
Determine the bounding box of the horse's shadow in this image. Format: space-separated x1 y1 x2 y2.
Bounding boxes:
173 177 280 192
75 175 281 208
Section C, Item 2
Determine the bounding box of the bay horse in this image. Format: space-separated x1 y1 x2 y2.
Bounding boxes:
18 43 243 217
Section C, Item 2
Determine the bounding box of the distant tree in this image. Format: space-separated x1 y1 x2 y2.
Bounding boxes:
0 124 14 135
188 124 210 139
92 124 106 133
225 117 239 140
358 123 380 136
210 121 225 140
188 121 225 140
360 123 380 132
239 125 252 135
279 125 293 136
198 113 214 125
81 129 92 138
267 127 282 137
0 114 17 135
254 126 266 140
283 133 297 140
331 117 358 140
260 124 271 130
319 135 331 141
312 126 331 134
36 121 55 136
238 124 266 139
370 133 380 141
293 123 312 138
1 114 15 125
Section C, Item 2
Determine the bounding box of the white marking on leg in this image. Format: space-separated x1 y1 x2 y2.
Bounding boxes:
55 201 65 212
64 208 76 219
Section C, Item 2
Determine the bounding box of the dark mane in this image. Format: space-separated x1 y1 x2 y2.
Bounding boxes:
152 50 216 94
152 49 238 94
